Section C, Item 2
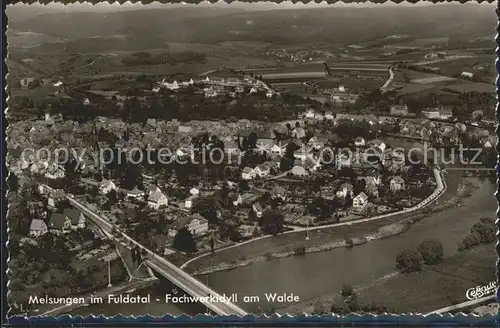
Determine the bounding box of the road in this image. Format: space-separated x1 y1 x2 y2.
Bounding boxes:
412 55 474 66
62 191 247 316
380 65 395 92
426 295 496 315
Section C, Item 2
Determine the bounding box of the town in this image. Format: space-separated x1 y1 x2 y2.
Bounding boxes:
6 2 498 318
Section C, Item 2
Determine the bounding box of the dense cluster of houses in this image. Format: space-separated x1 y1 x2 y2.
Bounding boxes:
29 187 87 237
154 74 276 99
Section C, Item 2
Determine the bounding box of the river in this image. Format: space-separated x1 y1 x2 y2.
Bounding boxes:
73 177 496 316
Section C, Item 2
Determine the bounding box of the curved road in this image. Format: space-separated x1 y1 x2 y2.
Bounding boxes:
380 65 395 92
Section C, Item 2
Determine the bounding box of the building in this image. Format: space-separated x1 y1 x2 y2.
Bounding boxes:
99 179 116 194
241 167 256 180
336 151 352 168
270 144 285 156
365 173 382 186
390 104 409 116
127 187 145 199
365 182 379 198
324 111 335 120
252 202 263 219
292 126 306 140
29 219 48 237
168 214 209 237
230 193 243 206
390 176 406 192
204 88 218 98
178 125 193 133
291 165 308 176
47 189 66 208
147 185 161 195
238 225 260 238
272 185 287 201
307 137 326 150
304 109 316 119
148 191 169 209
48 209 86 234
461 71 474 79
336 183 354 199
185 195 198 209
20 77 35 89
421 108 453 120
240 193 258 205
294 149 310 162
353 192 369 210
190 188 200 196
354 137 366 147
254 164 270 178
44 164 66 180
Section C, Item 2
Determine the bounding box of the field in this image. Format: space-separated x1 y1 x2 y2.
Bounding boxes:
356 244 495 313
443 83 494 93
389 37 450 48
397 83 443 95
410 76 456 84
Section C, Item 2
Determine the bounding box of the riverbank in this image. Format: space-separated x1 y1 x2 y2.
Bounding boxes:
185 177 476 277
190 220 411 276
278 243 495 315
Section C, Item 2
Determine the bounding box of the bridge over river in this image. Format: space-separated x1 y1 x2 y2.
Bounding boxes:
40 184 247 316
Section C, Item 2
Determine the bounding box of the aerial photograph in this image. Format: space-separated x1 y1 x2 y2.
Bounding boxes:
5 1 498 317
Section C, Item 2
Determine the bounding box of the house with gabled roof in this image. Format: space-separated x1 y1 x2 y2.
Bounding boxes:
48 208 86 234
252 202 263 219
148 191 168 209
127 187 145 199
147 184 161 195
44 163 65 180
336 183 354 199
390 176 406 192
168 214 209 237
254 164 270 178
48 189 66 208
353 192 368 211
29 219 48 237
354 137 366 147
271 185 287 201
185 195 198 209
241 167 256 180
229 193 243 206
99 179 116 195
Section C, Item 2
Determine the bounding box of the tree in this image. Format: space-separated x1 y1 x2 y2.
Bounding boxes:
470 218 495 244
261 209 284 236
107 190 118 205
172 228 197 253
340 284 360 313
396 248 423 273
344 292 360 313
192 198 220 224
341 283 354 297
308 197 332 219
417 240 444 265
7 173 19 193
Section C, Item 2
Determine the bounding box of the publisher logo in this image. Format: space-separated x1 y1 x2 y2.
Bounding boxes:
466 281 497 300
